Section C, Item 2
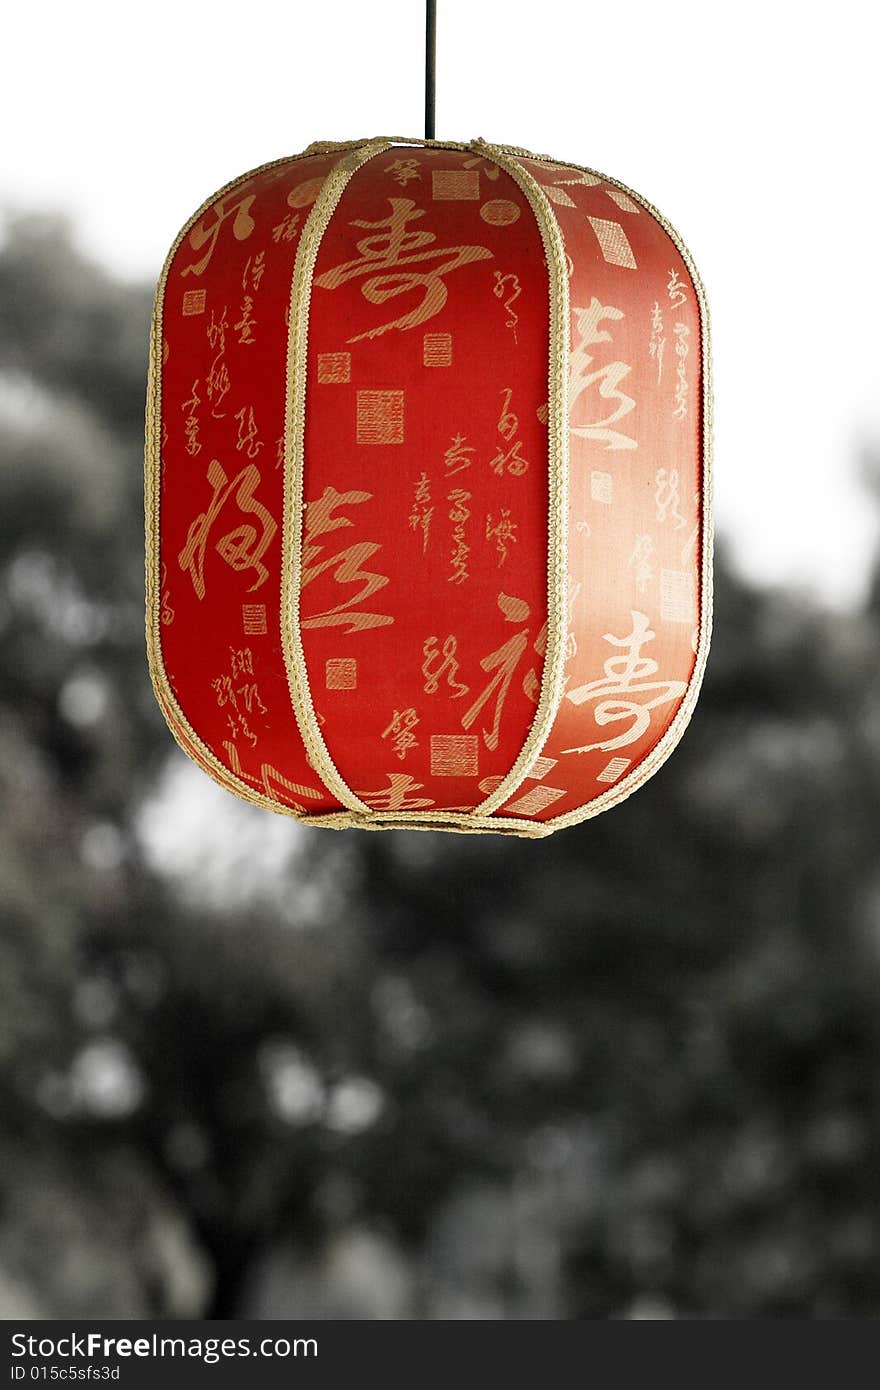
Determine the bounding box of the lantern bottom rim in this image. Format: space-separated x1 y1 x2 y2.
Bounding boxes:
299 812 555 839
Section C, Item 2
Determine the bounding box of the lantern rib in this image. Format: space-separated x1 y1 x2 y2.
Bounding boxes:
279 137 574 836
282 139 392 819
465 144 571 819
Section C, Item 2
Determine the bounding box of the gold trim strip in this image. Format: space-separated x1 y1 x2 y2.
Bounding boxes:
468 144 570 817
290 810 554 837
281 140 391 817
304 136 475 155
145 148 338 819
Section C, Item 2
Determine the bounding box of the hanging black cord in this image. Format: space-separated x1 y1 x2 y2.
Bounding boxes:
425 0 437 139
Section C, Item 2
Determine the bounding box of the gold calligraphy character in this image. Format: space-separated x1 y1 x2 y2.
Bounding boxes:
242 250 266 293
385 158 421 186
497 386 518 442
655 467 685 528
447 488 471 585
223 740 324 810
486 510 517 566
301 486 392 633
229 646 254 679
206 359 230 418
667 268 688 310
181 379 202 457
159 562 175 626
235 405 263 460
444 432 475 477
211 674 235 707
179 458 277 599
382 707 419 761
493 271 521 340
490 388 530 475
235 681 267 716
235 295 257 345
462 632 529 752
213 683 258 748
206 306 227 354
314 198 492 342
409 473 433 553
461 593 532 751
356 772 435 811
181 188 257 278
570 299 637 452
649 301 666 384
489 439 530 477
205 307 231 418
272 212 300 243
672 323 689 421
563 610 686 754
212 647 265 746
422 635 469 698
627 534 654 591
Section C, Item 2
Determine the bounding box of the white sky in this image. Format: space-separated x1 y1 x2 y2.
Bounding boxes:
3 0 879 607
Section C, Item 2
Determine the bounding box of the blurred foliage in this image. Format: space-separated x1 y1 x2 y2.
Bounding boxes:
1 215 880 1319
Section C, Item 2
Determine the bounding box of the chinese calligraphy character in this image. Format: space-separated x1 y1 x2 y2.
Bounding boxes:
235 295 257 345
272 212 300 243
160 562 175 626
667 267 688 311
672 323 689 421
179 458 277 599
563 610 686 753
447 488 471 585
649 301 665 384
409 473 433 553
655 467 686 528
492 271 521 341
210 645 267 748
422 635 469 698
314 199 492 342
223 740 324 810
181 188 257 278
242 250 266 293
382 707 419 761
356 772 435 811
627 533 654 591
490 388 530 475
461 619 530 752
235 405 263 460
205 307 231 418
385 158 421 186
301 486 392 632
181 379 202 457
569 298 637 452
444 432 475 478
486 510 518 566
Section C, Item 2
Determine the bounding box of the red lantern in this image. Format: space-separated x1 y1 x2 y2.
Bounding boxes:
145 136 710 836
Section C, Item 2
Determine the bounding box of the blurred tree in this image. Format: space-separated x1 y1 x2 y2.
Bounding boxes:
1 216 879 1319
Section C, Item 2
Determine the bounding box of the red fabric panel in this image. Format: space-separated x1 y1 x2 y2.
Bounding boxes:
302 149 550 813
158 152 343 814
494 158 704 823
